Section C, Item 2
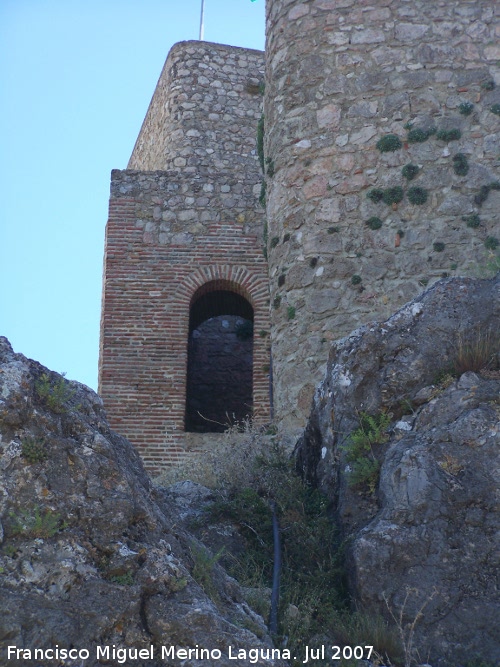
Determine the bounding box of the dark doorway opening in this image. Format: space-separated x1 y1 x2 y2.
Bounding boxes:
185 289 254 433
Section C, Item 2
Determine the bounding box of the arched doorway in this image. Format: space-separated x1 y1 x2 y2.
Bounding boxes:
185 287 254 433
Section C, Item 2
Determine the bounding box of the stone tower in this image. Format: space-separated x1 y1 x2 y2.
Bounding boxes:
264 0 499 438
100 3 499 470
99 42 269 472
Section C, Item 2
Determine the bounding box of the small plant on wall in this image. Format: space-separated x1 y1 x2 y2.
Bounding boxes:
452 153 469 176
459 101 474 116
376 134 402 152
407 187 428 206
382 186 404 206
366 217 383 230
402 164 419 181
407 127 435 143
367 188 384 203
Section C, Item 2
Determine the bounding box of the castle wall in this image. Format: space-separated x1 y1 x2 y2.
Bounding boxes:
99 43 269 472
129 41 265 237
264 0 500 436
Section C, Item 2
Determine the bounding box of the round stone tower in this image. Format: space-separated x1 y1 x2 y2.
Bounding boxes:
264 0 500 436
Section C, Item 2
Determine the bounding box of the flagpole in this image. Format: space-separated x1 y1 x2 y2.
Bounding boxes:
199 0 205 40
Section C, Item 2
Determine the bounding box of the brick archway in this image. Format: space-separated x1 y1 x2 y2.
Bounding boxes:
176 268 271 431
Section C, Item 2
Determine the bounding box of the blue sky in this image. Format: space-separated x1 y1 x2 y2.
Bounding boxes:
0 0 265 390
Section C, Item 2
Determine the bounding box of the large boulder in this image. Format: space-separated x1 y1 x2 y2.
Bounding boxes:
0 338 285 667
296 276 500 666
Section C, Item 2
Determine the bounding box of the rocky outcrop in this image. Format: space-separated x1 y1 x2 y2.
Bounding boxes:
296 275 500 666
0 338 285 667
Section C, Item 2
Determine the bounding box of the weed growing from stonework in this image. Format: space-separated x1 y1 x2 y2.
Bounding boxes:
407 126 436 143
481 79 495 91
376 134 402 152
452 153 469 176
436 128 461 142
287 306 296 320
365 217 383 230
190 542 224 603
109 572 135 586
36 372 74 413
407 186 428 206
463 214 480 228
9 505 67 539
342 411 391 494
401 163 419 181
21 436 48 464
459 101 474 116
367 188 384 203
484 236 499 251
382 186 404 206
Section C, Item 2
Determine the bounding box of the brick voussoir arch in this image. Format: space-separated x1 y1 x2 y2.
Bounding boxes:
175 265 269 312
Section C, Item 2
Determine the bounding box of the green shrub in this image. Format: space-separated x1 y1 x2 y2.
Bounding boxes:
35 373 74 414
110 572 135 586
342 412 390 494
270 236 279 248
273 295 281 309
351 275 362 285
382 186 404 206
367 188 384 203
491 104 500 116
21 437 48 464
9 506 66 539
376 134 402 152
436 128 461 142
407 186 428 205
191 543 224 602
287 306 296 320
452 153 469 176
433 242 445 252
200 437 348 657
365 217 383 230
407 127 434 143
459 101 474 116
485 236 499 250
463 214 480 228
402 164 419 181
475 184 491 207
481 80 495 91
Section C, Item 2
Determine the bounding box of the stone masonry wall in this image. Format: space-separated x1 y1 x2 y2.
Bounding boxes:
99 43 269 473
264 0 500 437
129 41 265 237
